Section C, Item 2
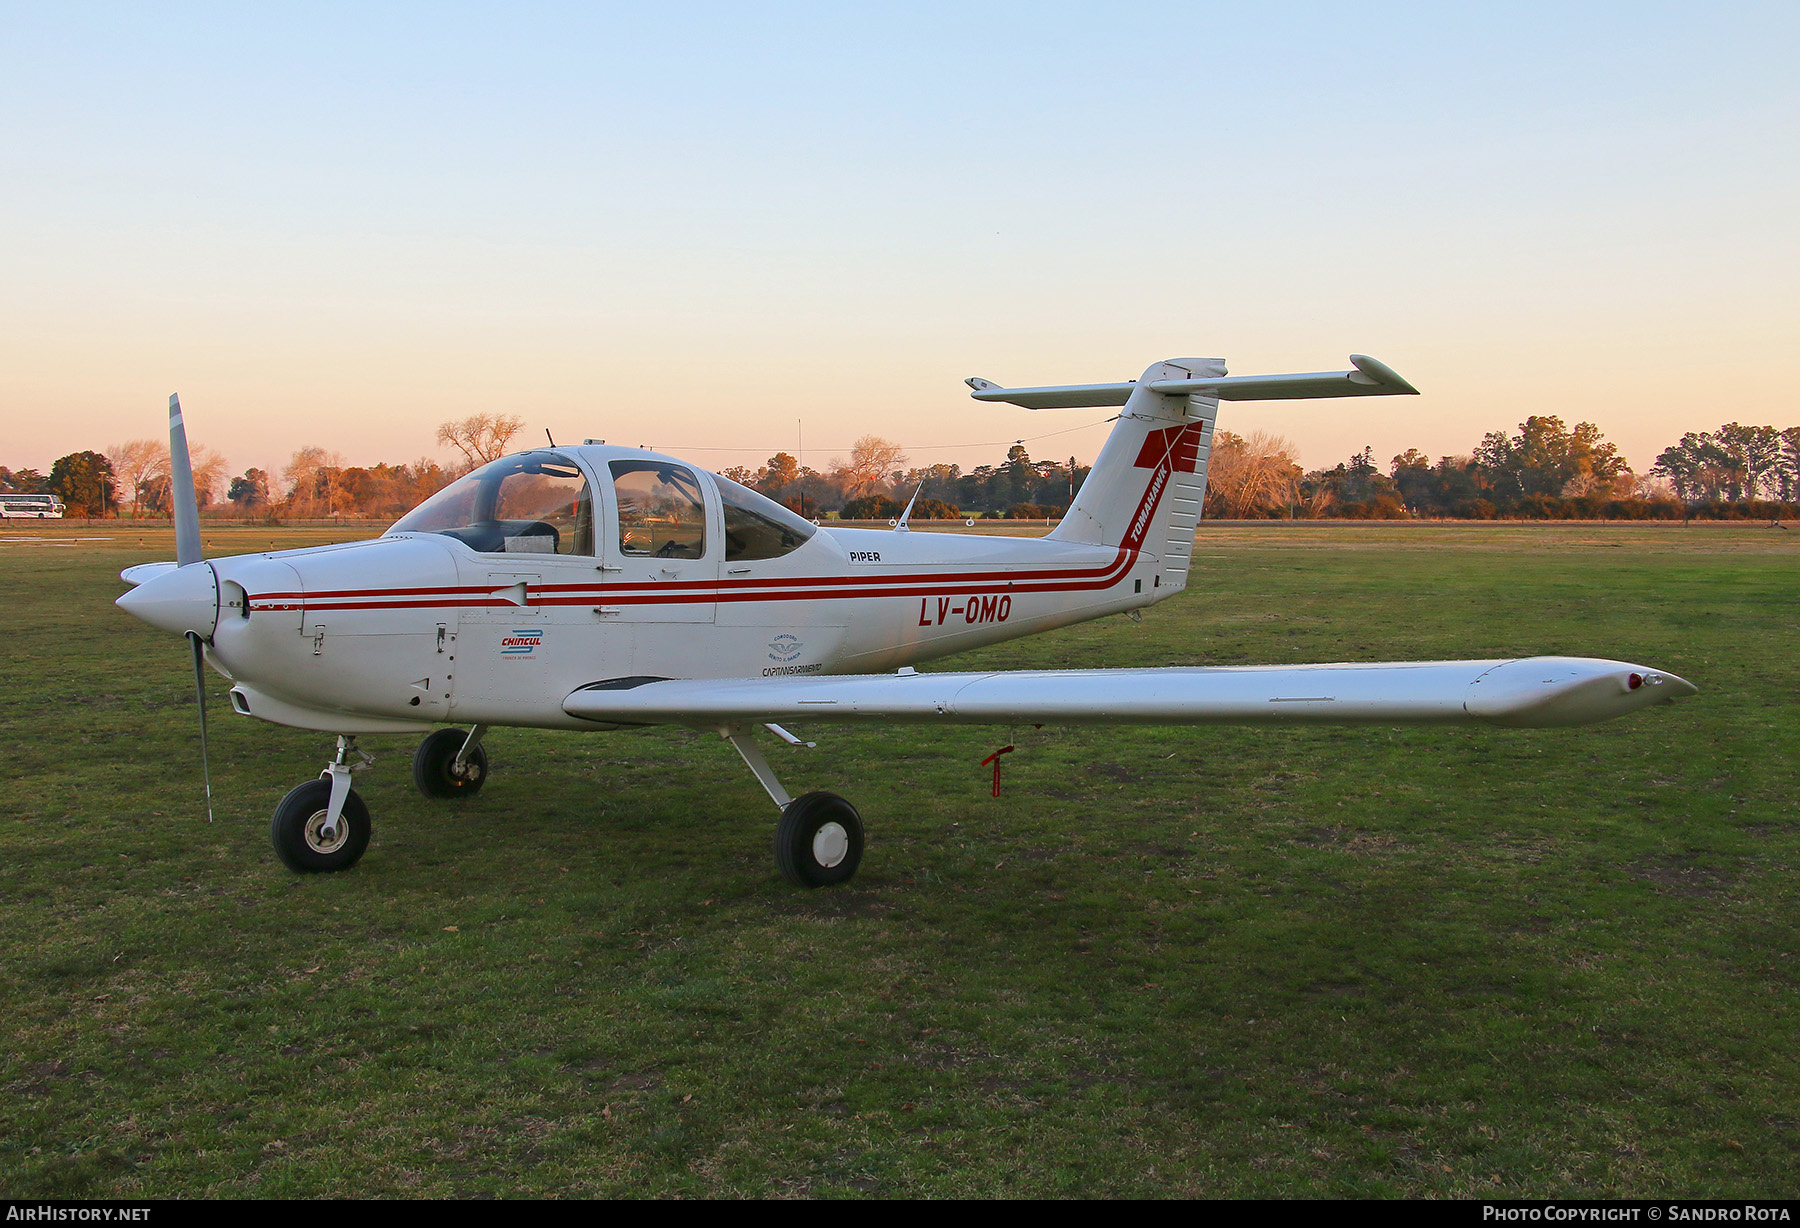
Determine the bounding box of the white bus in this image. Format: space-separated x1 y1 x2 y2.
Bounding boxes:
0 493 65 518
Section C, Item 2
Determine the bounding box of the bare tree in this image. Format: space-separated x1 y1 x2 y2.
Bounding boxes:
437 414 527 472
1563 468 1640 500
107 439 169 518
840 435 909 499
283 446 348 517
1207 430 1301 518
189 445 230 508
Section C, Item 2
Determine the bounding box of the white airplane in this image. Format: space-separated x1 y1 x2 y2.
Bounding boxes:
117 355 1697 886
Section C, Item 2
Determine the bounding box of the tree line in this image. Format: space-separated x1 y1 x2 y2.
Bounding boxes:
7 411 1796 522
719 438 1090 521
0 415 525 520
1205 417 1800 521
0 419 1088 522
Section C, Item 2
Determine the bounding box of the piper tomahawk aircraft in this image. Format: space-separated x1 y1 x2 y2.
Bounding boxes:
118 355 1696 885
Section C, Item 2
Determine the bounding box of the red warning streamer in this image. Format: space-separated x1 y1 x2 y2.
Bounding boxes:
980 745 1015 797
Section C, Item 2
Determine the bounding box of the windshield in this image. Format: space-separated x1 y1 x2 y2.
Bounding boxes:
389 453 593 556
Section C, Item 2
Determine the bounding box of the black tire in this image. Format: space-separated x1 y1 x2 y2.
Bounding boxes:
412 728 488 799
774 791 864 888
270 779 371 873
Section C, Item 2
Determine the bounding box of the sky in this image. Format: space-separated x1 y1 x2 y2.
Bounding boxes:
2 2 1796 484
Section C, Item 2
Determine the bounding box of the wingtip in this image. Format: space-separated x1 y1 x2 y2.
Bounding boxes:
1647 670 1699 700
1348 354 1420 395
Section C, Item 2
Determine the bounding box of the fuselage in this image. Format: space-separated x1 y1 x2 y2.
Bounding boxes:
158 445 1181 734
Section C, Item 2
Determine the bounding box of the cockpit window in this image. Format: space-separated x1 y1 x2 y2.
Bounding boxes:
611 461 707 559
389 453 594 556
715 473 817 561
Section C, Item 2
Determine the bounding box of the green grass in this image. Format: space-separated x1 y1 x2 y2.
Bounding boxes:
1 521 1796 1197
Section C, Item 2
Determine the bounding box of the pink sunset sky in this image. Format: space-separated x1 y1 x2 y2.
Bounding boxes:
2 3 1795 486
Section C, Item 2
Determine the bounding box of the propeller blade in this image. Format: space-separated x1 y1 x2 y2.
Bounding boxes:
186 631 215 823
168 394 202 568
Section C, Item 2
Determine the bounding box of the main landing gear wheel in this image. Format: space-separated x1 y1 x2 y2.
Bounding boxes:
270 779 371 873
412 728 488 798
775 791 864 888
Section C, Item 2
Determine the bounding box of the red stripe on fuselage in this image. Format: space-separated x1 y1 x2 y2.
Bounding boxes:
245 556 1139 613
245 545 1141 611
250 547 1133 603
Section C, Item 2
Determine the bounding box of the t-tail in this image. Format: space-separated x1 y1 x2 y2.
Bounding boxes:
967 353 1420 596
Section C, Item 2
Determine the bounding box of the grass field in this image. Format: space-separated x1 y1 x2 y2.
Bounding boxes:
2 521 1796 1197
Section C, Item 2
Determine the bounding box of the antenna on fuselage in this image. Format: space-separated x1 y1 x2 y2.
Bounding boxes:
893 481 925 532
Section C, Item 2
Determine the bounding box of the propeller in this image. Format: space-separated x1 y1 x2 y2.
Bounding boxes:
187 630 216 823
170 394 213 821
168 394 202 567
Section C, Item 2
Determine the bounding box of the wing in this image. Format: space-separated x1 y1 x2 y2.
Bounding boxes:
565 657 1695 731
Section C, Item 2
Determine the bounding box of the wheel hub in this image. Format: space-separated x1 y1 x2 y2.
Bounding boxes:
304 810 349 854
812 821 849 869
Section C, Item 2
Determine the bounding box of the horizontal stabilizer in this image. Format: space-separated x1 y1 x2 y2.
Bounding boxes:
964 378 1137 409
966 354 1419 409
566 657 1694 731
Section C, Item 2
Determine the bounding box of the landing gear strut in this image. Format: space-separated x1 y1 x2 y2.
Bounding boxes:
271 735 374 873
722 724 864 888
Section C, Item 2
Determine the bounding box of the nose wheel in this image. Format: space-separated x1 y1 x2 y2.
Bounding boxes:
271 778 371 872
271 735 374 873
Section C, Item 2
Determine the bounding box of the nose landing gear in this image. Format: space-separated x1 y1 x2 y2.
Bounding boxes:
270 736 374 872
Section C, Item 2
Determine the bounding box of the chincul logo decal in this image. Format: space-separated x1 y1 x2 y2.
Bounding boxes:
501 628 543 658
768 634 803 662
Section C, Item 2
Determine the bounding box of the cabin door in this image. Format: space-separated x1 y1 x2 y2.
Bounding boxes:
599 458 719 674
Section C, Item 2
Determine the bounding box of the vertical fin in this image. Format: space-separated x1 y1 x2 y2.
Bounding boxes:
1047 359 1221 594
